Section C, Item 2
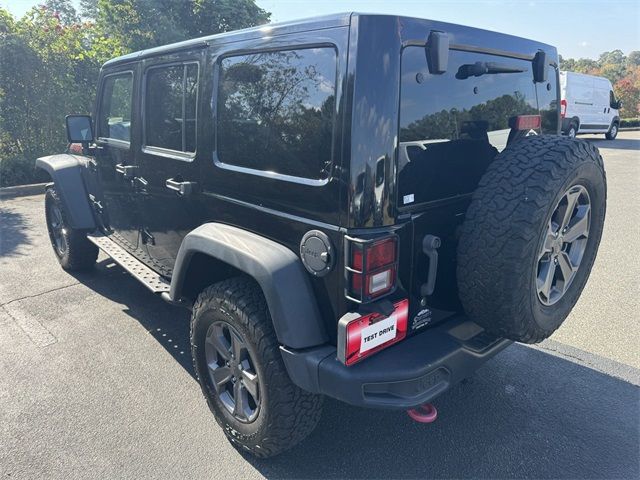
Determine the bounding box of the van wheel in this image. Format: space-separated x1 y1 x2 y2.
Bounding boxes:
605 122 618 140
458 136 606 343
567 123 577 139
190 277 323 458
45 187 98 271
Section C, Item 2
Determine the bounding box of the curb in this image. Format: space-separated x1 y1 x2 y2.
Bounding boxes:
619 127 640 131
0 182 48 199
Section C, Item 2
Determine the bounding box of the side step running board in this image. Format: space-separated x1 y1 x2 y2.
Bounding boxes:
87 233 170 294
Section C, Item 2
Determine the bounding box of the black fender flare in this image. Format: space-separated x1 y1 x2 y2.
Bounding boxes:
170 223 328 349
35 154 96 230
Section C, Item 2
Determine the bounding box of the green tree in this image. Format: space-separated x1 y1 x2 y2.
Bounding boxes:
95 0 269 53
0 0 270 186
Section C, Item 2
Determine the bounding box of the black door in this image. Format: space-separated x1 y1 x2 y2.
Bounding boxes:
94 68 140 249
135 58 203 275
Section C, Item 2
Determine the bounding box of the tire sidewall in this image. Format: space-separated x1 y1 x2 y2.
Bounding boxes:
191 295 269 444
528 159 606 332
567 124 577 139
45 189 69 263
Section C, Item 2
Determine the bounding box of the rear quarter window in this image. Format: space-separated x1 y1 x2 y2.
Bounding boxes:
398 47 539 206
215 47 337 181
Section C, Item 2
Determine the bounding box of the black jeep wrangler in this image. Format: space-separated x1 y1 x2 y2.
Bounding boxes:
38 13 606 457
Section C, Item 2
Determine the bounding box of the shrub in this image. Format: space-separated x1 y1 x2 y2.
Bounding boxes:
0 155 49 187
620 118 640 128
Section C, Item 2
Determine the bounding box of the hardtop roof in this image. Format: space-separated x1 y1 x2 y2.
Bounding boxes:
103 12 556 69
103 12 352 67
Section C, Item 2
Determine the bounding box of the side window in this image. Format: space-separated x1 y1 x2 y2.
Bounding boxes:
145 63 198 153
398 47 538 205
98 73 133 143
216 47 337 181
609 90 617 109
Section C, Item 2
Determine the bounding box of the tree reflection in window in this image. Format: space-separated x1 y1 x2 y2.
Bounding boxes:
217 48 336 180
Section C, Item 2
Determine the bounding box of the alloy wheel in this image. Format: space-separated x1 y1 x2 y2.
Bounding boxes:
204 321 260 423
48 203 68 255
536 184 591 306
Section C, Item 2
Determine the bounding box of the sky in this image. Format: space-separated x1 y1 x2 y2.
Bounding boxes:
3 0 639 60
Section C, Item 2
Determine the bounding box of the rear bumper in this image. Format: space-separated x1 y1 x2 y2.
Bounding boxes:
280 317 511 409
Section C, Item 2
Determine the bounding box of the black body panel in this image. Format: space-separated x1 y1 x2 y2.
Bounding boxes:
171 223 328 349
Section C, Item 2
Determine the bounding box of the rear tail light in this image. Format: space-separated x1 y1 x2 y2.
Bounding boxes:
511 114 541 130
337 299 409 365
560 99 567 118
346 235 398 303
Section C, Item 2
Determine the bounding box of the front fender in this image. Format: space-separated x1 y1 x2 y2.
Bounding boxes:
171 223 328 349
35 154 96 230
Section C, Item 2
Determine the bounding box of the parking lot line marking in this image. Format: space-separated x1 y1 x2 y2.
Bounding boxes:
1 304 57 348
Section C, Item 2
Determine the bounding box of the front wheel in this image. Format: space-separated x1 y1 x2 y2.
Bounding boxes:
190 277 323 458
45 188 98 271
605 122 618 140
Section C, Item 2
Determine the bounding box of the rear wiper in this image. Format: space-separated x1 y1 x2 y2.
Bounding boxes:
456 61 527 79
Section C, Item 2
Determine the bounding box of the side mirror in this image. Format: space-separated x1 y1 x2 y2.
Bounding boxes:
66 115 94 144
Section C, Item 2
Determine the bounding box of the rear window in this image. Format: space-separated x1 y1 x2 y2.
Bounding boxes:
216 47 337 181
398 47 539 205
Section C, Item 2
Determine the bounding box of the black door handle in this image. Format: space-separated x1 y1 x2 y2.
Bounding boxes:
166 178 196 196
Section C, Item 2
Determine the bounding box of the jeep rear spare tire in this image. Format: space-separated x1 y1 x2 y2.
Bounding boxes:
457 136 606 343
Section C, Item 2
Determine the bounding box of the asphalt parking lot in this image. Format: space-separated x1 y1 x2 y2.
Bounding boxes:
1 132 638 479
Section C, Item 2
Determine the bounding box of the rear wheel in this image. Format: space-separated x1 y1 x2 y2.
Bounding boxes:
605 122 618 140
457 136 606 343
566 122 577 139
190 277 323 458
45 188 98 271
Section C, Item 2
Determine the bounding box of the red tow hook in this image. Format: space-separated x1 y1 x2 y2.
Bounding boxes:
407 403 438 423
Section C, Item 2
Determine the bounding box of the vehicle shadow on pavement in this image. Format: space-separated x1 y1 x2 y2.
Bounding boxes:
72 258 195 376
251 348 639 479
585 137 640 152
0 206 31 258
73 260 639 480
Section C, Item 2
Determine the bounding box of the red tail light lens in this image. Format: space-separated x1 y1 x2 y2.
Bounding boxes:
512 114 541 130
560 99 567 119
338 299 409 365
347 236 398 302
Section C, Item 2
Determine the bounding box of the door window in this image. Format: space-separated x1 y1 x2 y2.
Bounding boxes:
98 73 133 143
609 90 617 109
144 63 199 154
216 47 337 181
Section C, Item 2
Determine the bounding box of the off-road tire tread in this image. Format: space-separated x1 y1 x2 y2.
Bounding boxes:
45 187 98 271
190 277 323 458
457 136 606 343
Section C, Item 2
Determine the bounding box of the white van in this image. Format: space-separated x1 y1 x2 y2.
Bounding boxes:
560 71 621 140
